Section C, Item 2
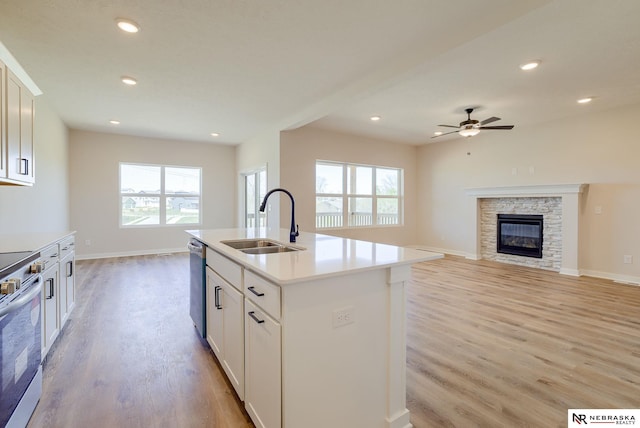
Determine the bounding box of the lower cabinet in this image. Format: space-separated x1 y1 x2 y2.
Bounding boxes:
41 262 59 357
40 235 76 359
59 249 75 327
244 299 281 428
206 266 245 399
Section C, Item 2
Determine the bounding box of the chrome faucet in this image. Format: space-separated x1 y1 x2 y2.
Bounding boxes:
259 188 299 243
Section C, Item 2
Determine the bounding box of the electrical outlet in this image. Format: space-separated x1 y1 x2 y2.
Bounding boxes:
332 306 355 328
624 255 633 264
85 239 91 246
594 206 602 215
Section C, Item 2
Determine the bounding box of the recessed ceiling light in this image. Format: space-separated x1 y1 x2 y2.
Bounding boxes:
116 18 140 33
577 97 593 104
520 61 540 71
370 116 381 121
433 131 443 136
210 132 219 137
109 120 120 125
121 76 137 86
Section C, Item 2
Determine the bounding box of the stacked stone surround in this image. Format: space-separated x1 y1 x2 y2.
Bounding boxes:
480 197 562 271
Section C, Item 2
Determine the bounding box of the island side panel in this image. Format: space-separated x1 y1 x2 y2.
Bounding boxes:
281 268 406 428
386 264 413 428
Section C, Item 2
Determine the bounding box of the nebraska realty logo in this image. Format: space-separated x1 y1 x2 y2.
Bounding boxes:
569 409 638 426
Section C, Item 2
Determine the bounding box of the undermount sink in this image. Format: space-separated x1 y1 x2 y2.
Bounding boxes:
221 239 280 249
241 246 299 255
221 238 303 255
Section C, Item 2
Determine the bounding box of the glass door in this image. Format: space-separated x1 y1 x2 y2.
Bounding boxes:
243 167 267 228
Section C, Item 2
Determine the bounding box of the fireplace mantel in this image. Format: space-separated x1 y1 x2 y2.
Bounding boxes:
465 184 586 198
466 184 588 276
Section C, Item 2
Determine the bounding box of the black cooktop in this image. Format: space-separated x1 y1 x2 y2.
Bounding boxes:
0 251 39 279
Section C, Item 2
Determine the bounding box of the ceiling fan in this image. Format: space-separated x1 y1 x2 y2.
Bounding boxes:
432 108 514 138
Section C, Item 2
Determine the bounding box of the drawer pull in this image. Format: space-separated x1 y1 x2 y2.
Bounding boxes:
214 286 222 309
247 286 264 297
248 311 265 324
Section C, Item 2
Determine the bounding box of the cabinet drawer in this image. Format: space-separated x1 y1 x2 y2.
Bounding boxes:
207 250 242 290
244 270 280 320
40 244 59 271
59 236 75 259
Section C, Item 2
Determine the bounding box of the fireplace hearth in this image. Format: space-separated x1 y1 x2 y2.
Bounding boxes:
497 214 543 258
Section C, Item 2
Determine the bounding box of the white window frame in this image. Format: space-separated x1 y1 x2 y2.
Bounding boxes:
119 162 202 228
241 165 268 228
315 160 404 229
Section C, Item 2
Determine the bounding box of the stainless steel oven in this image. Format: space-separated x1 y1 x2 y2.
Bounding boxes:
0 251 43 428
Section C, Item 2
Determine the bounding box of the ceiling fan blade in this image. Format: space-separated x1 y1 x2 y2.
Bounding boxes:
480 116 500 125
437 124 459 129
431 130 460 138
478 125 514 130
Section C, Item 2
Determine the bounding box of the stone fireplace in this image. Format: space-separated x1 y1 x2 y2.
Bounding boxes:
465 184 587 275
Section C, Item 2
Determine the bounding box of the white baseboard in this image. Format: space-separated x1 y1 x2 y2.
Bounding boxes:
406 245 640 286
75 247 188 261
580 269 640 286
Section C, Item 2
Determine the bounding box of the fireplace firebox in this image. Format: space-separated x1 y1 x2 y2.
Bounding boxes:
497 214 543 258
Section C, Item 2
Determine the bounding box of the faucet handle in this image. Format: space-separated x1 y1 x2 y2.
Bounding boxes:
295 225 299 237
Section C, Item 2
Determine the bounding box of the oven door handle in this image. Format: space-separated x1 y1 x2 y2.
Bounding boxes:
0 275 43 318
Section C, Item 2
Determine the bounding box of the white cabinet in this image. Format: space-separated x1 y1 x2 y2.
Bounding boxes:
40 236 76 358
3 67 35 185
244 298 281 428
206 266 245 399
40 244 60 358
0 60 6 179
59 237 75 327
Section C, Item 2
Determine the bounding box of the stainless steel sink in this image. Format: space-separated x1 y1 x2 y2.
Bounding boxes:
221 239 280 249
240 246 299 255
221 238 303 254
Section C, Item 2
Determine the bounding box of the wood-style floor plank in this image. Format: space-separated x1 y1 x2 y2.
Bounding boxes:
29 253 640 427
28 254 253 428
407 255 640 428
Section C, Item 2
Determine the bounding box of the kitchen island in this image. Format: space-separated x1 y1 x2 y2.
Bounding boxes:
187 228 442 428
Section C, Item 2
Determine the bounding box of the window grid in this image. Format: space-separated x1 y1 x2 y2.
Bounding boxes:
120 163 202 227
316 161 403 229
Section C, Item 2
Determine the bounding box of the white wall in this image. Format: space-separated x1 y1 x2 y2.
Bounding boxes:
280 126 418 246
0 97 69 234
236 130 280 228
69 130 236 258
417 102 640 282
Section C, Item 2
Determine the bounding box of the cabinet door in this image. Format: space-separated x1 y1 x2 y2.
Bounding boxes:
245 299 281 428
6 69 35 184
206 267 245 400
0 60 5 178
206 267 224 357
221 279 244 400
59 252 75 327
41 264 60 358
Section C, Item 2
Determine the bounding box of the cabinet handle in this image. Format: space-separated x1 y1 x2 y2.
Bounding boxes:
248 311 265 324
247 286 264 297
20 158 29 175
214 286 222 309
46 278 54 299
67 260 73 277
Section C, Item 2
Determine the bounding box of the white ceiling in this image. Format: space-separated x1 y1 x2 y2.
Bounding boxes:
1 0 639 145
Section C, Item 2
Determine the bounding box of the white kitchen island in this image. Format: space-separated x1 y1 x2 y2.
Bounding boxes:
187 228 442 428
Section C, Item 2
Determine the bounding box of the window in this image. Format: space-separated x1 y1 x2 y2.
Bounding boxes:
242 167 267 228
315 161 403 229
120 163 201 227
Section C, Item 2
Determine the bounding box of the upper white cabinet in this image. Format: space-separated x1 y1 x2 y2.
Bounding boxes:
0 51 38 186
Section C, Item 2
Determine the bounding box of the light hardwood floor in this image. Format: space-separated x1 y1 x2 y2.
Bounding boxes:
28 253 640 427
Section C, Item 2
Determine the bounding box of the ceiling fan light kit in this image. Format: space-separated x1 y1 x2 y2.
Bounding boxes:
432 107 514 139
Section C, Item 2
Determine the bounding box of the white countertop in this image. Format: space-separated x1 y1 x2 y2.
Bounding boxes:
0 231 76 253
187 228 442 285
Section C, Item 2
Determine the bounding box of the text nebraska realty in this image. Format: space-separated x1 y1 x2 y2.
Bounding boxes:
574 413 636 424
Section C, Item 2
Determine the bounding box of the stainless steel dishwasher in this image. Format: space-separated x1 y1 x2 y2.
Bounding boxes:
188 239 206 338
